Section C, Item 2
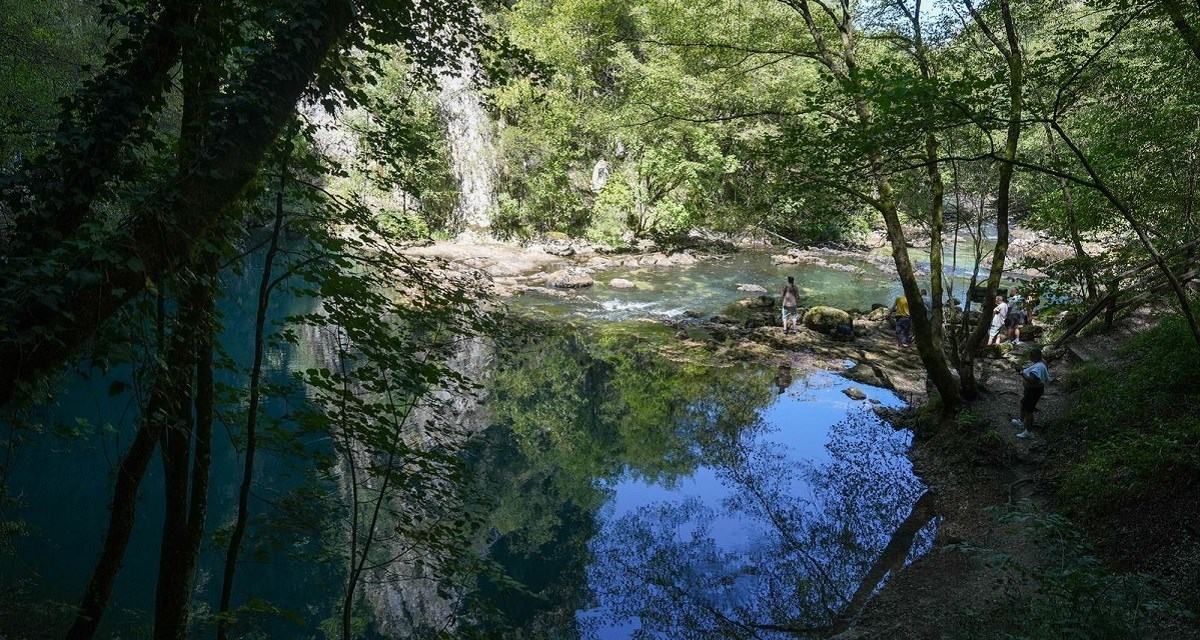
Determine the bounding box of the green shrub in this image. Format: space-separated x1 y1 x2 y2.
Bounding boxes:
945 505 1193 640
1054 314 1200 518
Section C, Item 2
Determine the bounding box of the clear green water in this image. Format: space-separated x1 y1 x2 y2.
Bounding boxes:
1 249 935 639
518 250 903 321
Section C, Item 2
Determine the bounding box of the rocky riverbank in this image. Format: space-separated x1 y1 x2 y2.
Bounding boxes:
405 233 1049 402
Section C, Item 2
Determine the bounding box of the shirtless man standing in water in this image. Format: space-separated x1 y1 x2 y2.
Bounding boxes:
781 276 800 333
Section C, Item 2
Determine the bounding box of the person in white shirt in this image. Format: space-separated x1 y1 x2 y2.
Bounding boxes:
1012 348 1051 438
988 294 1009 345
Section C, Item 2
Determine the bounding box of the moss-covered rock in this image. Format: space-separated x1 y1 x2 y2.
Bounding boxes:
981 342 1014 359
804 306 852 332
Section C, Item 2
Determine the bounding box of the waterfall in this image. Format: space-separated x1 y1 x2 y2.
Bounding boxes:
435 59 498 235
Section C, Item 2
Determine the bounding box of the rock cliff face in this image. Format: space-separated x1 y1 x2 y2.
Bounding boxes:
305 321 495 638
368 335 494 638
435 50 498 234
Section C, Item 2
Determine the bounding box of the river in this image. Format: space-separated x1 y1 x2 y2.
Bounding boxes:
1 246 937 639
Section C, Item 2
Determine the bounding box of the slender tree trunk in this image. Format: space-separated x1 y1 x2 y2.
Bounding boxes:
961 0 1021 386
217 153 290 640
927 133 948 344
65 299 195 640
152 255 217 640
1050 121 1200 347
152 10 221 634
905 0 949 344
1043 122 1097 299
792 0 963 410
64 389 168 640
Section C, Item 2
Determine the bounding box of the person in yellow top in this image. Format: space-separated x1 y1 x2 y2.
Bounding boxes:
892 293 913 347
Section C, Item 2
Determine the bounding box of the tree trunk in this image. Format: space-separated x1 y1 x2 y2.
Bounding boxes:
1044 122 1097 299
217 154 290 640
961 0 1021 388
152 255 217 640
65 299 196 640
1050 121 1200 348
792 0 963 410
0 0 356 408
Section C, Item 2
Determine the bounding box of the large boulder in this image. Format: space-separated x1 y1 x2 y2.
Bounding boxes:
670 252 698 266
608 278 636 289
546 269 594 289
868 306 890 322
804 306 852 333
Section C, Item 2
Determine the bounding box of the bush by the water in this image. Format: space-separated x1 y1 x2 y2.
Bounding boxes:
1054 313 1200 519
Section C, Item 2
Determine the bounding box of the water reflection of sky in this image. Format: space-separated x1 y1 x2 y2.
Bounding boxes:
578 371 921 639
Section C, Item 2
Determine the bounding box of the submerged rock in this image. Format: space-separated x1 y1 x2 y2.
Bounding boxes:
844 363 894 390
804 306 852 332
608 278 636 289
737 295 776 309
737 283 768 293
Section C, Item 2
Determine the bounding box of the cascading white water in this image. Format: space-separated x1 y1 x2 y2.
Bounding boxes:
435 59 498 235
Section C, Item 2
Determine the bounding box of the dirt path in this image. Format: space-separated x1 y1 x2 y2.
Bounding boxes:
836 308 1184 639
830 341 1069 639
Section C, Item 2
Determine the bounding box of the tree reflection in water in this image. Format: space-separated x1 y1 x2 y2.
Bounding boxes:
586 410 937 639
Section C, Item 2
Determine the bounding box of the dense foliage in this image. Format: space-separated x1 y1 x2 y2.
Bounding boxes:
2 0 1200 637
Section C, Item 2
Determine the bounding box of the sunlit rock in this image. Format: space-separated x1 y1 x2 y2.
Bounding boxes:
546 269 594 288
804 306 852 332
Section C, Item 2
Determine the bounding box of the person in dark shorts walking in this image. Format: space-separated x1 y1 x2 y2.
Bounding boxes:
892 293 913 347
781 276 801 333
1012 348 1050 438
